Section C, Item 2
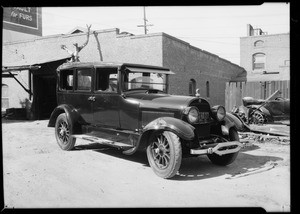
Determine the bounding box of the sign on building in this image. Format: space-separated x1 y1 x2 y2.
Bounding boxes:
3 7 42 36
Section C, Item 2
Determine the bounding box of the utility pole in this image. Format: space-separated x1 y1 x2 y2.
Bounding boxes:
137 6 153 34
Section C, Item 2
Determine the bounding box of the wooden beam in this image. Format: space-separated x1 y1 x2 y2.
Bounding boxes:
8 71 33 96
2 65 41 72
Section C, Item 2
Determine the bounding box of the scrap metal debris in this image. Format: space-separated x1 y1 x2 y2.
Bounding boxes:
239 132 290 144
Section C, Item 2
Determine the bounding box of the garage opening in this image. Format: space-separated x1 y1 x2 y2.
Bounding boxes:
31 59 68 119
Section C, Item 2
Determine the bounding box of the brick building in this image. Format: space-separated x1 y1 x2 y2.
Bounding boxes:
3 28 246 119
240 24 290 81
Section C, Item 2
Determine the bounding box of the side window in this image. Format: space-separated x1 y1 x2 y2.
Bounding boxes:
60 69 74 91
189 79 196 96
206 81 210 98
76 69 92 91
95 68 118 92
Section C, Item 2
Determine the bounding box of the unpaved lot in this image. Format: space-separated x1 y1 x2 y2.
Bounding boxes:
2 119 290 211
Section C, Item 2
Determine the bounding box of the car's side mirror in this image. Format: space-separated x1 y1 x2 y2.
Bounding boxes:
121 93 126 99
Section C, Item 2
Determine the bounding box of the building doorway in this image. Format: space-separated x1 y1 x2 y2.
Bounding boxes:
31 59 66 119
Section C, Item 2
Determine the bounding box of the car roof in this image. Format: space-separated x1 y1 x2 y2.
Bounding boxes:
57 61 175 74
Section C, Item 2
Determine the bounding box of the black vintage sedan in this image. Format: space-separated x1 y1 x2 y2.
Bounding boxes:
48 62 243 179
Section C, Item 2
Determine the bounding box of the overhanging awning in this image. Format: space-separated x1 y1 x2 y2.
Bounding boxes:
2 57 70 97
2 56 70 71
2 65 41 72
125 66 175 75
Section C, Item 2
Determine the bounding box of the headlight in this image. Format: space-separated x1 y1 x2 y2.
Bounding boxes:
211 105 226 121
185 107 199 124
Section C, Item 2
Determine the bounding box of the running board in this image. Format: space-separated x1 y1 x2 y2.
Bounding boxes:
72 134 134 149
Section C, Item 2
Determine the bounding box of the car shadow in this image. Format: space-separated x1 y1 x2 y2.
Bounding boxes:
74 143 149 165
74 143 283 181
174 144 283 181
1 119 34 124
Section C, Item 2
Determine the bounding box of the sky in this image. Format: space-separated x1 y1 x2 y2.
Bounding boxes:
42 3 290 65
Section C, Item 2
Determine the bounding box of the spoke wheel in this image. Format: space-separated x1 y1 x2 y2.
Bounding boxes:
147 131 182 179
57 120 70 145
55 113 76 150
150 133 171 170
251 111 265 125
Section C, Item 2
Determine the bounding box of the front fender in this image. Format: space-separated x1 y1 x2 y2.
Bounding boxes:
48 104 84 134
223 112 249 132
143 117 195 141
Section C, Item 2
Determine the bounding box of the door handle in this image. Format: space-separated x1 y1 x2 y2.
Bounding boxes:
88 96 95 102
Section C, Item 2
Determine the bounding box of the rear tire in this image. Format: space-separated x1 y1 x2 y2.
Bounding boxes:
55 113 76 150
250 110 265 125
146 131 182 179
207 129 239 166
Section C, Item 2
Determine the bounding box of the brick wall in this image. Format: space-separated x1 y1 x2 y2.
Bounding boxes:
162 34 244 107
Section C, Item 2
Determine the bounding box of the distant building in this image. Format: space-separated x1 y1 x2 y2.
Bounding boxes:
239 24 290 82
225 24 290 110
2 27 246 119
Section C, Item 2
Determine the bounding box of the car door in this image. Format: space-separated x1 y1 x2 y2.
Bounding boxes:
58 67 94 124
92 68 120 128
73 68 94 124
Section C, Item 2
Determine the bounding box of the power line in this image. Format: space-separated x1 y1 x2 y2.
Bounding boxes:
137 7 153 34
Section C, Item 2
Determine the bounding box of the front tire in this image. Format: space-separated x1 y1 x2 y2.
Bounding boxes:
207 128 239 166
55 113 76 151
146 131 182 179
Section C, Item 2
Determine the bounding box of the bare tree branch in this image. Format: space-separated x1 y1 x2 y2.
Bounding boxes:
60 24 92 62
77 24 92 52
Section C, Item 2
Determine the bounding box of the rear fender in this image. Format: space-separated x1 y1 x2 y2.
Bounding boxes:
48 104 84 134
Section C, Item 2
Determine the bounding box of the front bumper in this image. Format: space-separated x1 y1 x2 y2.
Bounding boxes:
190 141 243 156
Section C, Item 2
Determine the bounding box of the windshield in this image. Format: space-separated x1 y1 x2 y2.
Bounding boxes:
122 71 168 93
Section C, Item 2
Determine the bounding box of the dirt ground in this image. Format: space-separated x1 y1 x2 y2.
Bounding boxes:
2 119 290 211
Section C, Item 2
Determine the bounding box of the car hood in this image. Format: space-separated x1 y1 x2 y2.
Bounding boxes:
125 92 203 110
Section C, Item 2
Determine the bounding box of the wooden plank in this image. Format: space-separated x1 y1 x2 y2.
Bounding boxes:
271 81 276 94
225 82 230 110
231 82 236 110
237 82 242 107
282 81 286 97
287 80 290 99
